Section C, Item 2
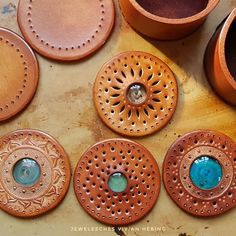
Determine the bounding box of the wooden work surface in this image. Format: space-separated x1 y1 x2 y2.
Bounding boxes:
0 0 235 236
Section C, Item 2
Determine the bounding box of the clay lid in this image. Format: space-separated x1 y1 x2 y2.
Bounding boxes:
74 139 161 226
0 129 71 218
163 130 236 217
0 27 39 122
93 51 178 137
17 0 115 61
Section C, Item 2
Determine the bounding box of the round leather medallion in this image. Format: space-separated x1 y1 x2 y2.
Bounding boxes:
93 51 178 137
163 130 236 217
74 139 161 226
0 27 39 122
0 129 71 218
17 0 115 61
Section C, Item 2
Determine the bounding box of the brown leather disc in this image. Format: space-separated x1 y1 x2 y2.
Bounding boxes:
74 139 161 226
0 27 39 122
93 51 178 137
17 0 115 61
163 130 236 217
0 129 71 218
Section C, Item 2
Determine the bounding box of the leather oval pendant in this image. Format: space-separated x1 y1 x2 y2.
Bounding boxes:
0 129 71 218
17 0 115 61
93 51 178 137
163 130 236 217
74 139 161 226
0 27 39 122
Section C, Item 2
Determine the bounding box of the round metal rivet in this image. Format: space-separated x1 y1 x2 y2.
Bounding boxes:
127 83 147 105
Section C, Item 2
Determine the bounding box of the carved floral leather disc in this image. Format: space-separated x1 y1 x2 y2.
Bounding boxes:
74 139 161 226
163 130 236 217
93 51 178 137
0 27 39 122
0 129 71 218
17 0 115 61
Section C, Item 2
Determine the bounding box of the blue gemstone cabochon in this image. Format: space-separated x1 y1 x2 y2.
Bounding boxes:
13 158 41 186
190 156 223 190
108 172 128 193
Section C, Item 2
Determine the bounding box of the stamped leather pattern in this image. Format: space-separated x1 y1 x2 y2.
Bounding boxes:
163 130 236 217
0 129 71 218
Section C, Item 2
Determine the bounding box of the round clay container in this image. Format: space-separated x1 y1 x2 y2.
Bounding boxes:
93 51 178 137
204 9 236 106
74 139 161 226
119 0 220 40
0 129 71 218
163 130 236 217
0 27 39 122
17 0 115 61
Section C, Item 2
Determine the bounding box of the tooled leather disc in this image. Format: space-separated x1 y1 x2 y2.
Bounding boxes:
0 129 71 218
17 0 115 61
93 51 178 137
74 139 161 226
163 130 236 217
0 27 39 122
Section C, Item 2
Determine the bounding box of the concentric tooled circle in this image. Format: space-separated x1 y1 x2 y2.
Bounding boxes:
163 130 236 217
93 51 178 137
0 27 39 122
0 129 71 218
17 0 115 61
74 139 161 226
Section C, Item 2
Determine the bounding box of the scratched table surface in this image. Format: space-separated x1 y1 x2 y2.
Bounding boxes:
0 0 236 236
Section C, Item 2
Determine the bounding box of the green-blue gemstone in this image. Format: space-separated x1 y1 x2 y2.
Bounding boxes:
108 173 128 193
190 156 222 190
13 158 41 186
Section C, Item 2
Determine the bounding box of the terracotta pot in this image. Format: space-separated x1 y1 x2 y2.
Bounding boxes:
204 9 236 106
119 0 220 40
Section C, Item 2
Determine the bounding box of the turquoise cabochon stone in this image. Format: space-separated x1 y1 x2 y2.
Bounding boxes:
108 172 128 193
190 156 222 190
13 158 41 186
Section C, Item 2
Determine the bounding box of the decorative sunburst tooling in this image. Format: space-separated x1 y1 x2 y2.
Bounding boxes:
0 130 71 218
94 51 178 137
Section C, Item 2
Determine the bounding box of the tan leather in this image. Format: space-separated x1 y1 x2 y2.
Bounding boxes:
0 129 71 218
0 27 39 122
94 51 178 137
74 139 161 226
119 0 219 40
17 0 115 61
163 130 236 217
204 9 236 106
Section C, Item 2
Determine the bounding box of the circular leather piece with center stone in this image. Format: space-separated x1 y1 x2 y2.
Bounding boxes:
163 130 236 217
17 0 115 61
0 27 39 122
93 51 178 137
74 139 161 226
0 129 71 218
